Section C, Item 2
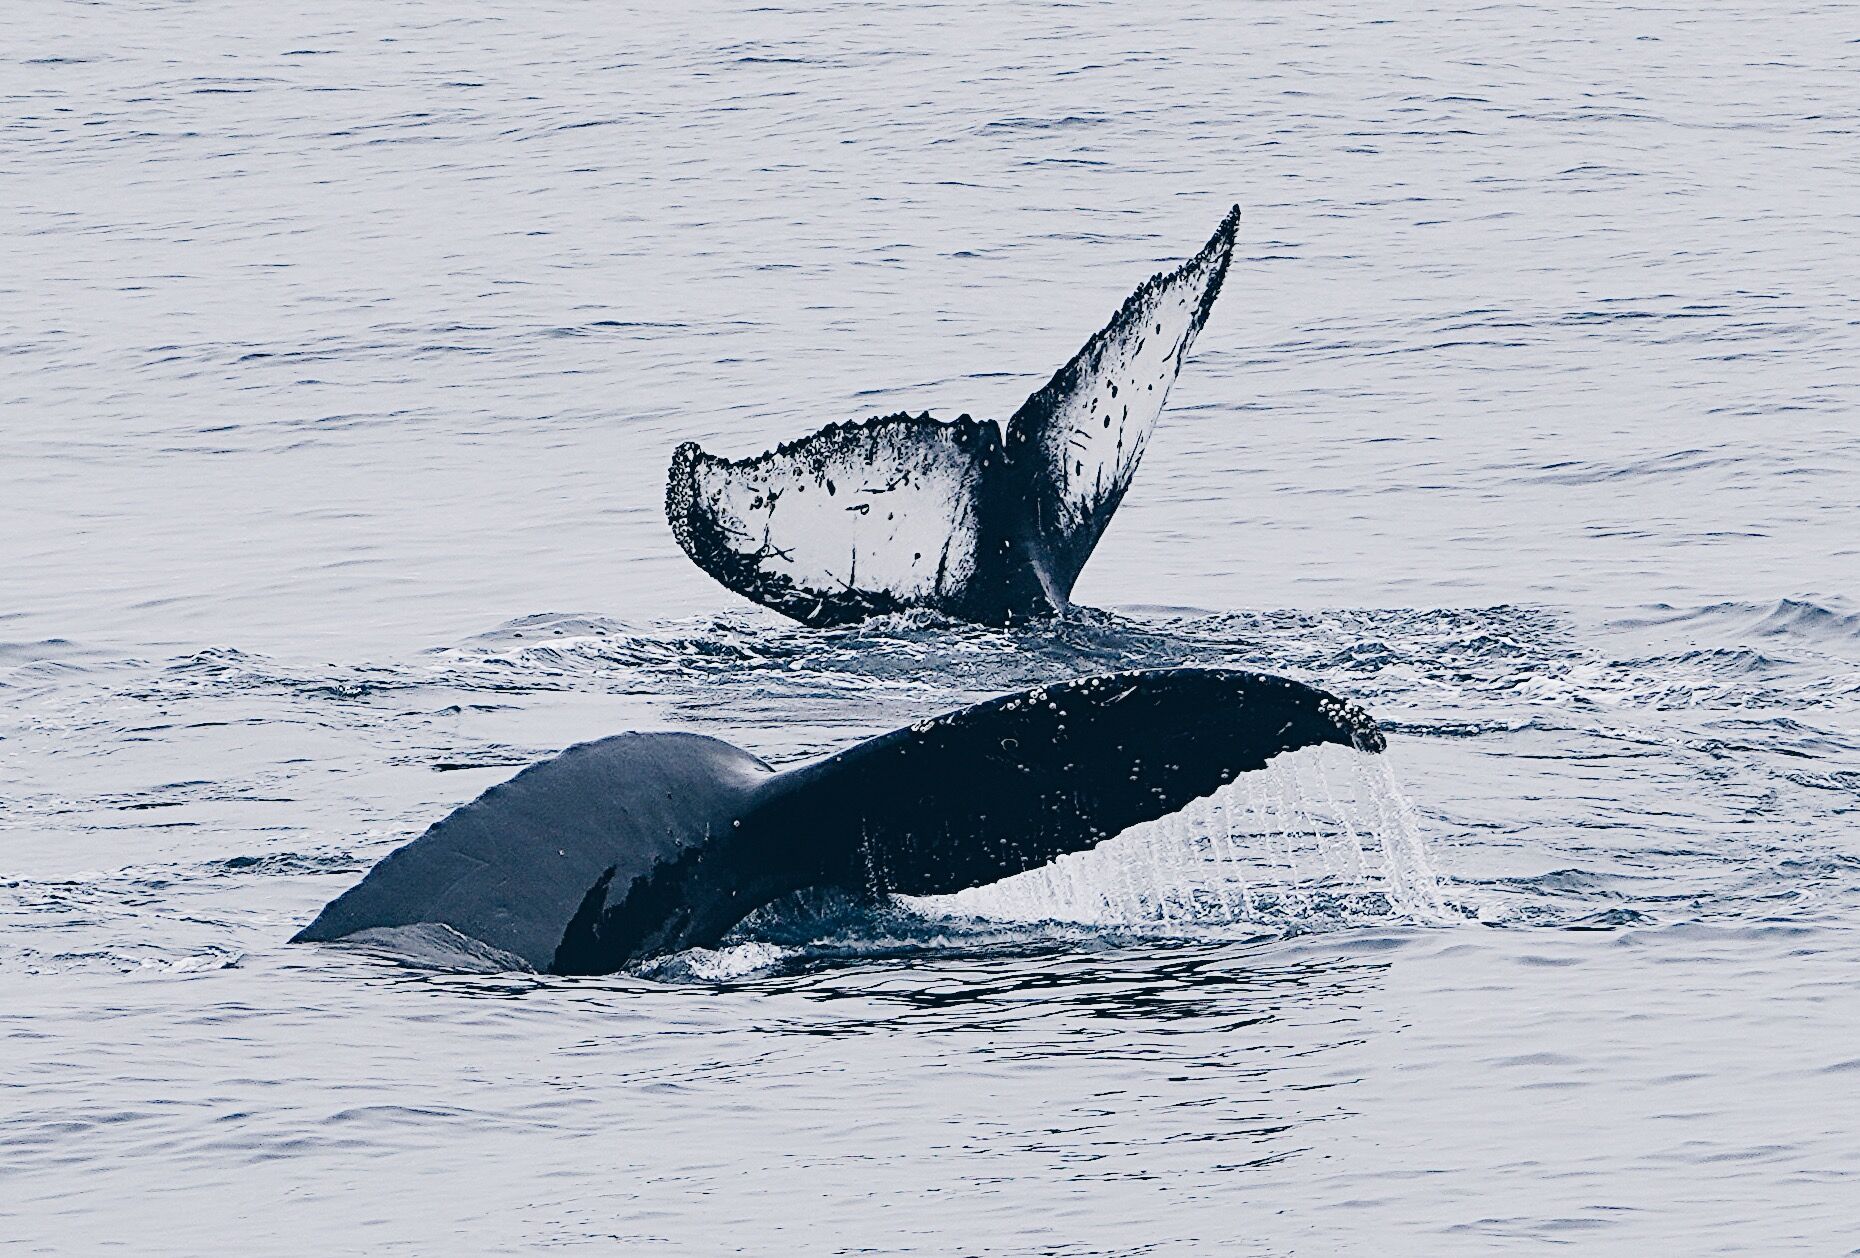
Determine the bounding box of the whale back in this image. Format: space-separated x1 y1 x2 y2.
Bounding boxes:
292 732 774 971
295 669 1383 975
755 667 1375 898
548 669 1380 971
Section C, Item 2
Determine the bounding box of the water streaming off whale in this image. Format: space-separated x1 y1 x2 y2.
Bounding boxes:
912 747 1447 931
6 0 1860 1252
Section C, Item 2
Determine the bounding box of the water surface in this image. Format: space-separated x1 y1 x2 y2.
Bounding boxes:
4 1 1858 1253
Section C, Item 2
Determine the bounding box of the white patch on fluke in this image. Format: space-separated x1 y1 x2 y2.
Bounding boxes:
680 414 988 609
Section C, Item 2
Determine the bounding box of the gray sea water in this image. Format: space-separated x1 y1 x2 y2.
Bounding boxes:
4 1 1859 1253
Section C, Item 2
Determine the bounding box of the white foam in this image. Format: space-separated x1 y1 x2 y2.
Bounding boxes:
640 941 792 983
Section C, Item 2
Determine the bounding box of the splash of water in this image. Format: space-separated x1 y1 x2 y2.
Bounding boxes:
906 745 1447 932
638 941 794 984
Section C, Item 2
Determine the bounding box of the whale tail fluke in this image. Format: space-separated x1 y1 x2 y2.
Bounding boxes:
1005 204 1240 590
666 206 1242 626
294 668 1380 975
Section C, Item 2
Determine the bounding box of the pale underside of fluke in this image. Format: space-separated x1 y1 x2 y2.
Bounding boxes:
294 667 1383 975
666 206 1242 626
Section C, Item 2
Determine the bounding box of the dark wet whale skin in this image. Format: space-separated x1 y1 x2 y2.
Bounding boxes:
294 667 1381 974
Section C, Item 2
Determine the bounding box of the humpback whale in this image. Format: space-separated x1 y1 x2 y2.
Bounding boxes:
295 667 1383 974
667 207 1241 626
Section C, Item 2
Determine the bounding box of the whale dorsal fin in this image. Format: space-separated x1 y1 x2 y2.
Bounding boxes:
1005 205 1240 592
667 412 1002 626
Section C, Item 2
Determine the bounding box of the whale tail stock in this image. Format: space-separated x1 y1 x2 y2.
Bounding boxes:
294 667 1382 975
667 206 1242 626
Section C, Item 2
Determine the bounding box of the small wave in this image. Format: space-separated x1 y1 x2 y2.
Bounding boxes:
1618 597 1860 647
978 113 1111 133
1750 597 1860 643
637 942 794 983
321 923 534 974
213 851 364 877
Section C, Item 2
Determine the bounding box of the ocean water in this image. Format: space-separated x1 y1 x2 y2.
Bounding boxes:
3 1 1858 1253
